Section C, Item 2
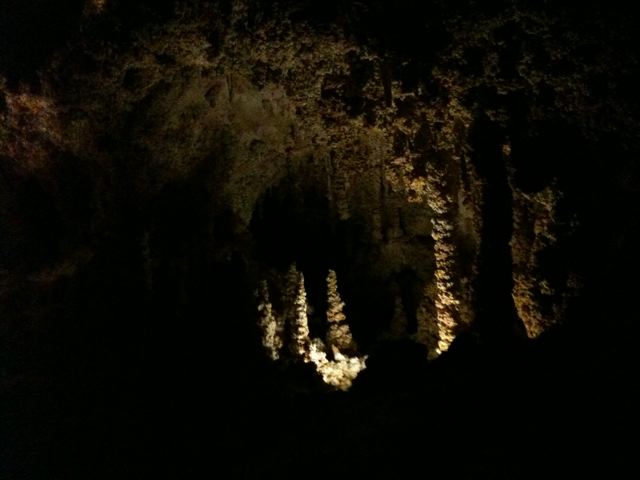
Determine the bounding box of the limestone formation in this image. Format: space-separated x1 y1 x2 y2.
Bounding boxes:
2 0 636 361
326 269 357 356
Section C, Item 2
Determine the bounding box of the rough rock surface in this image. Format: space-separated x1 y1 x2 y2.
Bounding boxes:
2 2 640 478
1 0 638 357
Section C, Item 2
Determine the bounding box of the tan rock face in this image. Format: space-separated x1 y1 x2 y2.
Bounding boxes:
1 1 636 352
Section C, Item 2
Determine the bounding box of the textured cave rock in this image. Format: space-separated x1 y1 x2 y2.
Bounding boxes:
2 0 639 355
2 1 640 478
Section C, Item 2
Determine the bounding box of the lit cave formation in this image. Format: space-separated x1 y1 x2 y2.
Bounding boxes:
257 267 366 390
1 1 639 478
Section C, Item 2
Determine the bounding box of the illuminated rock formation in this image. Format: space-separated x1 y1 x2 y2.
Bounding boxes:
2 0 635 372
425 160 462 354
326 269 357 356
2 3 638 477
256 280 282 360
510 182 581 338
290 273 311 362
283 264 301 327
256 268 367 390
308 337 367 391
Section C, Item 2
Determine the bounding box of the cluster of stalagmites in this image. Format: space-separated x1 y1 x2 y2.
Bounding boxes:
256 266 366 391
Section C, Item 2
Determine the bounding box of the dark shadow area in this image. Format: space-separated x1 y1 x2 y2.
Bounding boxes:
469 116 522 339
0 0 86 87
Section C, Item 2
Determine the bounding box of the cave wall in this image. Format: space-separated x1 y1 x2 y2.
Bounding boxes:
1 0 639 357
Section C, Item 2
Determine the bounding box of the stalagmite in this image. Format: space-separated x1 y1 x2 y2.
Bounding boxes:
425 159 461 355
256 280 283 360
291 273 311 361
416 282 440 358
326 269 357 356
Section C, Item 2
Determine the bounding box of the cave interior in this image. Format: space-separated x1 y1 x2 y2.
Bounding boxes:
1 1 639 478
